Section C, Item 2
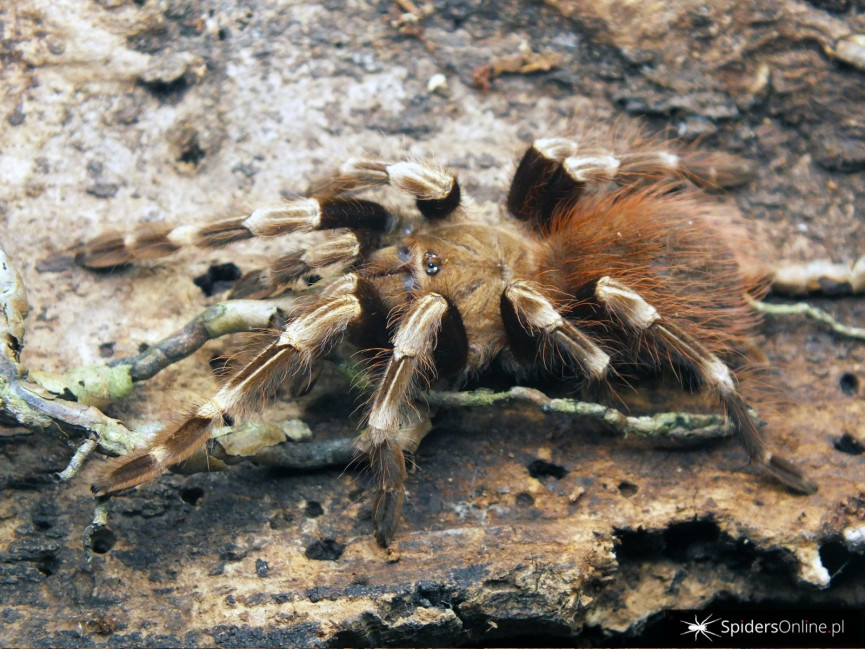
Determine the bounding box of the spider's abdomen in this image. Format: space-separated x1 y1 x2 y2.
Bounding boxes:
539 187 759 357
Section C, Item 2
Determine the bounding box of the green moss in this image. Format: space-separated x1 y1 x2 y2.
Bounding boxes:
30 364 134 409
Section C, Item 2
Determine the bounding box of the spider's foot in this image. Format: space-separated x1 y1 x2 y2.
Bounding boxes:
766 454 818 495
373 488 404 547
362 432 408 547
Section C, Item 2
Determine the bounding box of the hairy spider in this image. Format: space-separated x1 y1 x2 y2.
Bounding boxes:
83 130 817 546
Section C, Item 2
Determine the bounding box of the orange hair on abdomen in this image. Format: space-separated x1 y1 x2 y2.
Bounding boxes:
537 186 764 358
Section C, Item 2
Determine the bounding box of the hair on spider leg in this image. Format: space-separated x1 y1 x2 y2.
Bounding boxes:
86 127 818 547
342 435 425 511
214 326 327 403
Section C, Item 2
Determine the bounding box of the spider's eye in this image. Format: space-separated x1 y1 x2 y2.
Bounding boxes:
423 251 441 276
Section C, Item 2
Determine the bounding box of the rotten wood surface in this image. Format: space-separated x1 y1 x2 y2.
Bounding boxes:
2 0 865 646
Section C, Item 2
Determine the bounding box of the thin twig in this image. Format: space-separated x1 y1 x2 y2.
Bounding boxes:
55 437 99 482
334 358 732 443
249 436 357 470
83 496 114 557
114 297 297 382
154 382 730 481
1 248 298 474
427 386 731 443
747 295 865 341
0 247 141 462
92 496 110 527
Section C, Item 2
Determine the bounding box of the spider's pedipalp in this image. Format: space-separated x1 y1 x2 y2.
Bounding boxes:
94 274 367 494
357 293 459 546
594 275 817 495
502 280 609 381
230 229 363 298
76 197 391 269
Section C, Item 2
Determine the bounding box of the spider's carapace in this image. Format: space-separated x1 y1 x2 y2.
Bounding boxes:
83 130 816 546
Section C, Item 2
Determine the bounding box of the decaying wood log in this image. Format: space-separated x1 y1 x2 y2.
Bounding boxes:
2 0 864 646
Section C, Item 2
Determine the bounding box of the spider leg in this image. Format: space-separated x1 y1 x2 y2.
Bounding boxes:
502 280 610 381
615 149 755 188
356 293 457 546
508 138 590 226
508 138 754 227
229 229 365 298
76 196 391 268
93 273 374 493
594 276 817 494
331 158 463 221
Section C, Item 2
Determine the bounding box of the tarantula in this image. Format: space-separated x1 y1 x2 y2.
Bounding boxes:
83 131 817 546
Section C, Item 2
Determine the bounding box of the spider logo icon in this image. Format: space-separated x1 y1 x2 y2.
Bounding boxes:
681 613 722 641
